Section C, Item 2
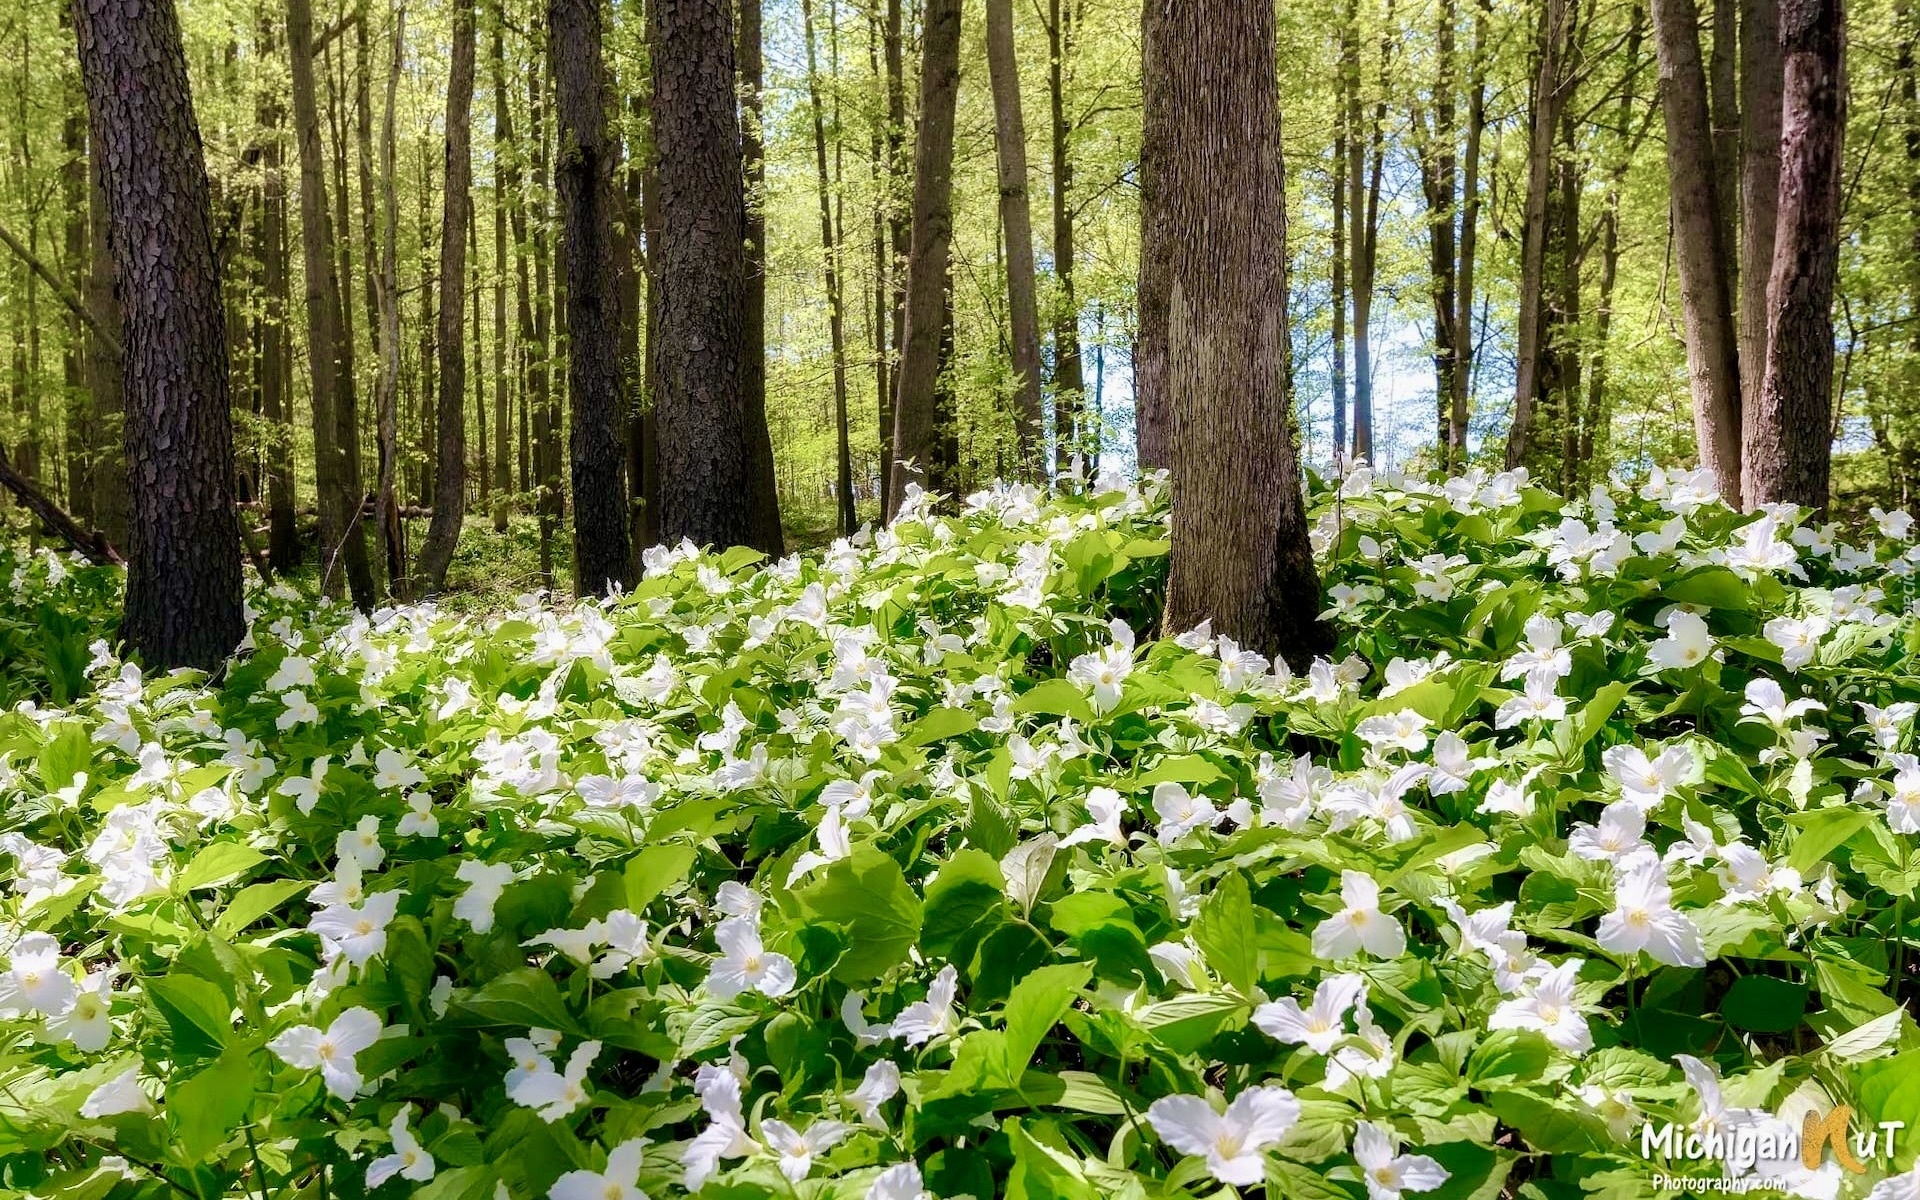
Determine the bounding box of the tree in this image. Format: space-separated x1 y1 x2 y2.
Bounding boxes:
738 0 785 555
649 0 757 547
1650 0 1745 504
1346 0 1389 463
552 0 633 592
254 7 293 570
1143 0 1328 663
1047 0 1084 476
986 0 1044 473
374 4 407 596
415 0 475 595
71 0 243 670
1134 0 1171 472
802 0 857 535
886 0 964 515
287 0 374 607
1745 0 1845 509
1507 0 1567 469
1739 0 1784 428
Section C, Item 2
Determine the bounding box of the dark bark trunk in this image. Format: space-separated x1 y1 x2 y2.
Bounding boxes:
1452 0 1487 465
886 0 964 515
880 0 907 501
1145 0 1328 665
1746 0 1844 510
375 4 407 598
1508 0 1565 469
1134 0 1171 471
1710 0 1741 294
256 8 295 570
552 0 634 592
986 0 1044 474
1739 0 1784 431
72 0 244 670
737 0 785 555
802 0 857 535
1048 0 1084 477
493 6 513 535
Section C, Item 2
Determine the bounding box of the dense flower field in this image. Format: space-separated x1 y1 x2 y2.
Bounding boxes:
6 466 1920 1199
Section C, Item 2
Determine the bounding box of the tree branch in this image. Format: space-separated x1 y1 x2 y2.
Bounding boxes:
0 215 124 360
0 443 125 566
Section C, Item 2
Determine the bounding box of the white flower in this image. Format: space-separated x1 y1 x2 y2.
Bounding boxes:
0 932 76 1017
1764 615 1830 671
1427 731 1494 795
1601 743 1693 810
1313 871 1406 960
1648 610 1714 670
1060 785 1126 847
1067 619 1134 712
278 689 321 730
1152 781 1223 843
335 815 385 870
1871 1166 1920 1200
866 1162 931 1200
1595 856 1705 967
1352 1120 1450 1200
1488 959 1592 1054
1479 778 1533 817
1569 801 1650 865
79 1065 154 1117
1739 677 1825 727
1886 755 1920 833
1355 709 1432 754
268 1006 384 1100
266 654 316 693
1501 615 1572 681
1714 843 1803 905
683 1070 760 1189
372 747 426 792
1252 972 1367 1054
841 991 894 1047
367 1106 436 1189
891 964 960 1046
549 1138 647 1200
1494 668 1566 728
395 791 439 838
705 918 796 1001
277 755 331 816
508 1039 600 1122
1860 702 1920 751
1144 1087 1301 1186
309 889 403 967
1873 506 1916 540
44 967 116 1051
760 1118 848 1182
848 1059 902 1127
455 861 519 934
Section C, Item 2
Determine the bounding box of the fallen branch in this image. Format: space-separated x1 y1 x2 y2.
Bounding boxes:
0 216 125 361
0 444 125 566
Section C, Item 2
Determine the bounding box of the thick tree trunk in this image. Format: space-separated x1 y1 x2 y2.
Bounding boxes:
375 5 407 597
71 0 243 670
986 0 1045 474
650 0 757 546
1710 0 1741 291
737 0 785 555
1651 0 1745 503
255 9 294 569
414 0 474 594
552 0 634 592
886 0 964 515
1745 0 1844 510
1048 0 1084 477
288 0 374 607
1145 0 1327 664
802 0 857 536
1739 0 1784 429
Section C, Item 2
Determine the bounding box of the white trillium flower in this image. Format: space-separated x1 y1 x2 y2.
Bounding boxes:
0 932 77 1017
848 1059 902 1127
1649 610 1715 671
705 918 796 1001
549 1138 648 1200
366 1106 436 1189
1352 1120 1450 1200
508 1039 600 1122
760 1118 848 1182
866 1162 931 1200
268 1006 384 1100
1601 743 1693 810
1144 1086 1301 1186
1313 871 1407 960
1252 972 1367 1054
1488 958 1593 1054
891 964 960 1046
454 861 519 934
1595 855 1705 967
79 1065 154 1118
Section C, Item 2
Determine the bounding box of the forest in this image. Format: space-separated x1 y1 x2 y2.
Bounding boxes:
10 0 1920 1198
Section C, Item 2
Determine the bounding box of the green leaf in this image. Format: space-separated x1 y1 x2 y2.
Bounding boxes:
147 975 233 1056
212 879 311 936
1664 567 1753 610
448 967 579 1034
177 841 270 891
168 1045 253 1163
796 846 924 983
1191 871 1258 994
622 843 697 911
35 722 89 791
1002 963 1092 1072
1785 807 1880 874
1013 678 1095 722
1466 1029 1551 1089
1722 975 1809 1033
921 848 1006 958
907 707 979 746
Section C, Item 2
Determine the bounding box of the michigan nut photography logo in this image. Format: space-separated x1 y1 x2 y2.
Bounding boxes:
1640 1104 1905 1192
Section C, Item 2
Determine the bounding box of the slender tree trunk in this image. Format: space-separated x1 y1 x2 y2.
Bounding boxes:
985 0 1044 474
1651 0 1745 502
1419 0 1459 469
85 146 129 552
650 0 757 546
1583 3 1646 475
1048 0 1084 477
880 0 907 500
1347 0 1390 463
1508 0 1565 469
472 207 487 511
289 0 373 606
1739 0 1784 429
529 54 557 587
1134 0 1171 471
736 0 785 554
72 0 243 669
60 28 91 528
1745 0 1844 509
1710 0 1740 292
1145 0 1327 664
375 5 407 597
1331 40 1347 460
1451 0 1487 463
414 0 474 593
802 0 857 535
869 13 889 507
416 133 438 508
493 6 512 534
886 0 964 515
551 0 634 592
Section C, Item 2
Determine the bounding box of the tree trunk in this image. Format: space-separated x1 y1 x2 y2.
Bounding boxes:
1651 0 1745 502
1048 0 1084 477
414 0 474 594
1347 0 1390 464
1451 0 1487 466
71 0 243 670
255 9 294 569
60 29 91 529
1710 0 1741 292
649 0 757 546
1507 0 1565 469
1145 0 1328 664
985 0 1044 474
288 0 373 607
736 0 785 555
551 0 634 592
886 0 964 515
1745 0 1844 510
1418 0 1459 469
1331 40 1347 461
1134 0 1171 471
880 0 907 502
375 4 407 598
802 0 857 535
1739 0 1784 431
492 5 512 534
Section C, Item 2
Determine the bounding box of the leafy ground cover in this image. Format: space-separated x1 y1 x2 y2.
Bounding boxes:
5 467 1920 1199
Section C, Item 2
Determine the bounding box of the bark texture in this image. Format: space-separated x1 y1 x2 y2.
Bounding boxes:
1739 0 1784 429
986 0 1045 473
649 0 756 547
1133 0 1171 471
1745 0 1844 510
553 0 634 591
1143 0 1328 665
71 0 243 670
737 0 785 555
